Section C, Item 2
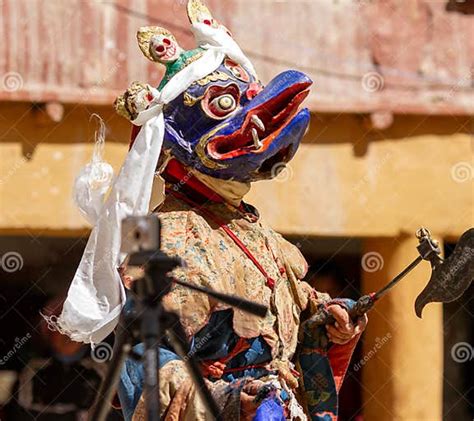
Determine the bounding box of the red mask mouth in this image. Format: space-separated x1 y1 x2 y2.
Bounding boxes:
207 81 311 160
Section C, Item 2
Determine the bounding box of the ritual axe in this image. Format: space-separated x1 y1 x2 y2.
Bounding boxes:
313 227 473 325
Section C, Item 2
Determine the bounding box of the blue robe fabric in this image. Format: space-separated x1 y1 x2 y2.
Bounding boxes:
118 344 179 421
253 398 285 420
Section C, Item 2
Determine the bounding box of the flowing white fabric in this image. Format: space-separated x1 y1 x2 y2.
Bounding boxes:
59 115 165 343
72 161 114 225
192 23 257 78
73 115 114 224
57 44 246 344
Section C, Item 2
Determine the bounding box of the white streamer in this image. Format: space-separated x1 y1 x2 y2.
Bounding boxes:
73 114 114 224
192 22 257 78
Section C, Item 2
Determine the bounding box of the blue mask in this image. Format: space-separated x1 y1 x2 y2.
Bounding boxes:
162 58 312 182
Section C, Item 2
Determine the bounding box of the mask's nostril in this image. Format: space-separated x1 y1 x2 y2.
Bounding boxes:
246 82 263 100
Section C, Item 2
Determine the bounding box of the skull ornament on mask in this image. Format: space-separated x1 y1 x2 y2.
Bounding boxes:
150 34 182 63
187 0 233 36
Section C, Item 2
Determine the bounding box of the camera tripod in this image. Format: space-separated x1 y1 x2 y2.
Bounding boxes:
90 248 268 421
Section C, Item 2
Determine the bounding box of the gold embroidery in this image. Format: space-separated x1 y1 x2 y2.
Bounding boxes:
194 71 232 86
183 92 204 107
184 50 205 66
195 123 230 169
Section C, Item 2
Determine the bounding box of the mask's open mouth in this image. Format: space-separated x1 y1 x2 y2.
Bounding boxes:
206 81 311 160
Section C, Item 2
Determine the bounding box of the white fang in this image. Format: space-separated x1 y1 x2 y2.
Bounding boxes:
251 114 265 131
251 128 262 149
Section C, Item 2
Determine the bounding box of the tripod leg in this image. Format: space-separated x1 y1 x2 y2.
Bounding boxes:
90 317 133 421
165 312 222 421
140 306 161 421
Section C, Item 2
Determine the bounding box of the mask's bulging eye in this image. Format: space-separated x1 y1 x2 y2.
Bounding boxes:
201 84 240 119
163 38 171 46
214 95 236 112
209 94 237 117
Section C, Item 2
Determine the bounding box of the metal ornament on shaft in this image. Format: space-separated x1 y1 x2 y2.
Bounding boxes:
311 227 444 325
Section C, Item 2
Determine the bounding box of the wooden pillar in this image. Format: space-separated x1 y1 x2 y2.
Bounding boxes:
361 235 443 421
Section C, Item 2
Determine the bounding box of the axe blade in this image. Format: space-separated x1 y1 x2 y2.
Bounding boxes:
415 228 474 318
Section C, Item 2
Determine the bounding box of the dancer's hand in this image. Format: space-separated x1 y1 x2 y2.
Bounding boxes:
326 304 368 345
240 380 265 421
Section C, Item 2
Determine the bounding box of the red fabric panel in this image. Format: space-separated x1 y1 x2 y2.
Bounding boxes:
327 334 360 392
129 124 141 150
